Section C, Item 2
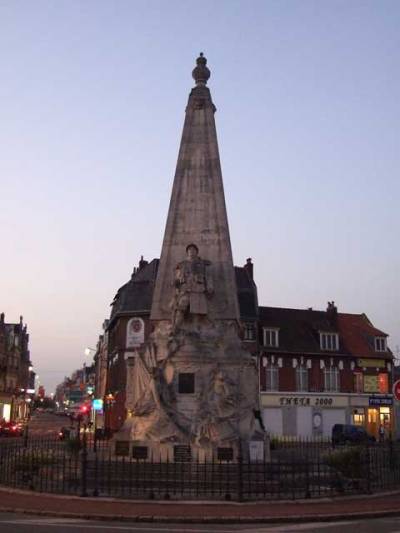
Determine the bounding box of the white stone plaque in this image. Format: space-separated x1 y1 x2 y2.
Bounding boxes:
126 317 144 348
249 441 264 462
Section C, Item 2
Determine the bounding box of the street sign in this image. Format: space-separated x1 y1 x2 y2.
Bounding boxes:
92 398 103 411
393 380 400 401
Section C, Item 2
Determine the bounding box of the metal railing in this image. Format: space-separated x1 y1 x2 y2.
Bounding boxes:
0 434 399 501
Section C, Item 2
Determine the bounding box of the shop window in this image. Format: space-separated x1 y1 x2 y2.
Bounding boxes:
320 332 339 351
375 337 387 352
243 323 256 341
296 365 308 392
353 411 365 426
178 373 195 394
354 372 363 393
378 373 389 393
263 328 279 348
264 364 279 391
324 367 339 392
379 407 391 428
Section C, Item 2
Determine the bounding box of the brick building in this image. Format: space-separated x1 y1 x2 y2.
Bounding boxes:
0 313 32 422
259 303 393 439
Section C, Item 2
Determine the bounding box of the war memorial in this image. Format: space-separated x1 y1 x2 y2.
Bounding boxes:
114 54 264 462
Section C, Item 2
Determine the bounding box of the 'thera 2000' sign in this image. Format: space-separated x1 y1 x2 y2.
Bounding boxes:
280 397 334 407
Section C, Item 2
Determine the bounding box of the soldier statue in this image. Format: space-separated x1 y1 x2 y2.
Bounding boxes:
172 244 213 330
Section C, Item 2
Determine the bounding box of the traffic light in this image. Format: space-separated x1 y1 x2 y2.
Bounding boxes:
79 404 89 414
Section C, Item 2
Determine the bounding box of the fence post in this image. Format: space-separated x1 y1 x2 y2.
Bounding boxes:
23 424 29 448
237 453 243 502
80 431 88 497
365 443 372 494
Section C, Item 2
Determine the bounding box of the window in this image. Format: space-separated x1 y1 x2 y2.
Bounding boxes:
375 337 387 352
320 332 339 351
296 365 309 392
264 364 279 391
178 373 195 394
263 328 279 348
324 366 339 392
353 410 365 426
243 323 256 341
354 372 363 393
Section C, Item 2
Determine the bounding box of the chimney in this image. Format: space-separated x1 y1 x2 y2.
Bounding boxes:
138 255 148 271
244 258 254 280
327 301 338 321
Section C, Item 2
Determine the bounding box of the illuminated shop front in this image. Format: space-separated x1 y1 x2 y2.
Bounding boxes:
261 392 393 439
0 402 11 422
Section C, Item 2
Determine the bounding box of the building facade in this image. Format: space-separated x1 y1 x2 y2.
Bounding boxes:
259 303 393 440
0 313 32 422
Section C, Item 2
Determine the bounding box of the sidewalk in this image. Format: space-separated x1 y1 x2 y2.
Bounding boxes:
1 488 400 524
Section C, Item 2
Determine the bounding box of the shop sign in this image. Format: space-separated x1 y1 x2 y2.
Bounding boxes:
363 375 379 393
92 398 103 411
126 317 145 348
393 380 400 401
357 358 386 368
279 396 335 407
369 395 393 407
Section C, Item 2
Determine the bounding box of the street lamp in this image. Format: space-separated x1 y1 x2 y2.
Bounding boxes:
84 347 96 357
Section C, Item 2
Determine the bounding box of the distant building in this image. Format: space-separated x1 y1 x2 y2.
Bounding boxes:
0 313 32 422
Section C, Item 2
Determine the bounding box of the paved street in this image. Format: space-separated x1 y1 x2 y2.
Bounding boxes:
1 514 400 533
27 411 69 436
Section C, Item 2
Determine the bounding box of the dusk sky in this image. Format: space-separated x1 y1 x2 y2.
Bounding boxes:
1 1 399 392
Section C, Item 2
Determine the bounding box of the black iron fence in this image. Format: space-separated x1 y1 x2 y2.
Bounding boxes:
0 434 399 501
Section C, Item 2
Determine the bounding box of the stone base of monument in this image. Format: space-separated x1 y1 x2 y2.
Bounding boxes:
112 434 270 463
112 319 266 462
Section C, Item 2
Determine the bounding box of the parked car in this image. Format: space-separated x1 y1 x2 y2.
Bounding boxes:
332 424 375 446
0 421 23 437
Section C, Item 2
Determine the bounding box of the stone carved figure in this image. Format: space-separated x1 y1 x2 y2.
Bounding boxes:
172 244 213 330
127 345 185 442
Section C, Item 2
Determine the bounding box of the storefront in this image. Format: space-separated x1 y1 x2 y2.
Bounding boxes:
350 394 393 439
0 394 12 422
261 392 394 439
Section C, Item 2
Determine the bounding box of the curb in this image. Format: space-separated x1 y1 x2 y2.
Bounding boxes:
1 506 400 524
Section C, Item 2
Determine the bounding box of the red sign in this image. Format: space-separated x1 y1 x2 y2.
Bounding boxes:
393 380 400 401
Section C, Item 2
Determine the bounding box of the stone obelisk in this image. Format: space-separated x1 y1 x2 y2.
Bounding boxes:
151 53 239 324
121 55 262 461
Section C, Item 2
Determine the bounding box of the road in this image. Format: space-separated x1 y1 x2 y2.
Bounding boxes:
1 514 400 532
27 411 70 437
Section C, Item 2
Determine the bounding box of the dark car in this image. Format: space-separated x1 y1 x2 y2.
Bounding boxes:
332 424 375 446
0 421 23 438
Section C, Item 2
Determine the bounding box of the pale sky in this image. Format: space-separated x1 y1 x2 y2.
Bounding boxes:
1 1 399 392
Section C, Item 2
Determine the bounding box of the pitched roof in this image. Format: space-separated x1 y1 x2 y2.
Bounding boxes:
337 313 389 359
235 266 258 319
109 259 159 322
259 306 391 359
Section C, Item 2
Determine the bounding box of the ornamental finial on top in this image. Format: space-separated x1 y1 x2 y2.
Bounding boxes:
192 52 210 86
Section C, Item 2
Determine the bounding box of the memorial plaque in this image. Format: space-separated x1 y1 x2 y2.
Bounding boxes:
174 445 191 462
132 446 148 460
217 447 233 461
115 441 129 457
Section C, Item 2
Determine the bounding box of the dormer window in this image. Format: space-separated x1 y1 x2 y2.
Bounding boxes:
263 328 279 348
243 323 256 341
320 332 339 351
375 337 387 352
